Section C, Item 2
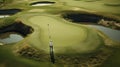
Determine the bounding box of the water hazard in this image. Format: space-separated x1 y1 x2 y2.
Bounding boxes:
61 11 120 41
88 25 120 42
0 32 24 44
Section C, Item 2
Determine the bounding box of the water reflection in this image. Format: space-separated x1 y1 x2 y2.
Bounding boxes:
0 33 24 44
88 25 120 42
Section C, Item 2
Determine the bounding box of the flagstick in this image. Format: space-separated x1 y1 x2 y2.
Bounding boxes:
48 24 55 64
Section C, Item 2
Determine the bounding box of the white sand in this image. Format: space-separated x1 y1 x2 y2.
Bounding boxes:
31 4 53 6
0 15 10 18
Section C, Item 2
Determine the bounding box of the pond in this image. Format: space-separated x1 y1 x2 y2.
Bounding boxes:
88 25 120 41
0 22 33 44
0 9 22 15
62 12 119 23
0 22 34 36
61 11 120 41
30 1 55 6
0 9 22 18
0 33 24 44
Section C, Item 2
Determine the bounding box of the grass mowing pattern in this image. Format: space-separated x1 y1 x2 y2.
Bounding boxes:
28 15 104 54
0 0 120 67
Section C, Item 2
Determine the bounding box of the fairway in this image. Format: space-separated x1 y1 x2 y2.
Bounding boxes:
0 0 120 67
59 0 120 14
28 15 103 54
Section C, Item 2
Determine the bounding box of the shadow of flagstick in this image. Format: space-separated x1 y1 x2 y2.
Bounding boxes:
48 24 55 64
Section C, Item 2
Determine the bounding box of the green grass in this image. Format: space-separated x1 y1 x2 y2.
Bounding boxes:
99 48 120 67
0 44 58 67
18 14 104 54
104 3 120 6
0 17 16 28
0 0 120 67
58 0 120 15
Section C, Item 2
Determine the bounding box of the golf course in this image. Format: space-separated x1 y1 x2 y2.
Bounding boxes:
0 0 120 67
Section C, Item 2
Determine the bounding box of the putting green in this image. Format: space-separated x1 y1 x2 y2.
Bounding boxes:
0 0 120 67
58 0 120 14
28 15 103 54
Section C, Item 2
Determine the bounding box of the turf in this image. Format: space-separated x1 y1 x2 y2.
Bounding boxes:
27 15 104 54
58 0 120 15
0 0 120 67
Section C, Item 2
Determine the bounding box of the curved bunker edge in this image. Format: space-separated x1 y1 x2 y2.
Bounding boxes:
0 9 22 15
14 14 118 66
61 10 120 23
0 20 34 37
0 9 22 18
61 10 120 30
4 13 119 67
30 1 56 6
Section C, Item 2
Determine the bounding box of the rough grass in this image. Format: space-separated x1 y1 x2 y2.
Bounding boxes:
0 41 55 67
0 0 120 67
104 3 120 6
0 17 16 28
0 11 118 67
